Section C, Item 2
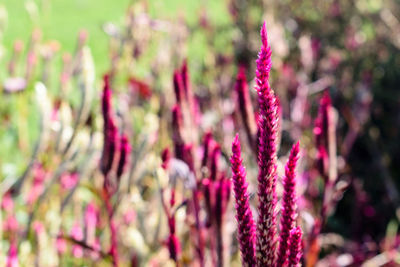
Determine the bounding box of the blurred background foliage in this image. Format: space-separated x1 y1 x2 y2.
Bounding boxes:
0 0 399 266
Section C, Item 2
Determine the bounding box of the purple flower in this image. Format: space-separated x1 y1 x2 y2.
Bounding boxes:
201 131 213 169
255 21 279 266
101 75 118 177
101 117 118 177
172 105 184 160
161 147 171 170
313 90 332 180
102 74 112 130
230 134 257 267
288 227 303 267
210 145 221 181
235 66 257 152
277 141 300 267
116 133 131 180
173 69 184 104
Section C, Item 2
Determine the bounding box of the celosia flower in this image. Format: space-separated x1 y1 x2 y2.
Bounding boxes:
172 105 184 160
161 148 171 170
210 145 221 181
167 217 181 262
56 233 67 255
288 227 303 267
116 133 131 180
277 141 300 267
101 117 118 177
201 131 213 168
255 21 279 266
313 90 331 180
173 70 184 104
6 240 19 267
101 74 112 130
3 215 19 233
85 202 98 244
235 66 257 151
60 173 79 190
101 75 118 177
183 144 195 172
71 222 84 258
2 191 14 213
230 134 257 266
128 77 152 100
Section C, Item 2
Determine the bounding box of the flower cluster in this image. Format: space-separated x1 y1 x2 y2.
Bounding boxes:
230 22 303 267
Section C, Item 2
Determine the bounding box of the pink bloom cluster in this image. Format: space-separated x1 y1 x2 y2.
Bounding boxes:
230 22 303 267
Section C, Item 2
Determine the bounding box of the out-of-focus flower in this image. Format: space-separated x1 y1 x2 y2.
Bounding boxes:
6 240 19 267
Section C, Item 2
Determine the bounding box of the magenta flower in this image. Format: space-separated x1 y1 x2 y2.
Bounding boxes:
277 141 300 267
6 240 19 267
167 216 181 262
2 191 14 213
235 66 257 152
116 133 131 180
161 147 171 170
85 202 98 237
101 74 112 130
288 227 303 267
60 172 79 190
201 131 213 168
230 134 257 267
172 104 184 160
101 75 118 177
56 233 67 255
255 21 279 266
210 145 221 181
101 117 118 177
71 222 84 258
173 69 184 104
313 90 332 180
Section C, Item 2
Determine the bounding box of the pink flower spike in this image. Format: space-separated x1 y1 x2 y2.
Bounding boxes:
117 133 131 179
2 192 14 213
161 148 171 170
235 66 257 152
255 21 279 266
277 141 300 267
210 145 221 181
288 227 303 267
173 69 184 104
230 134 257 267
6 240 19 267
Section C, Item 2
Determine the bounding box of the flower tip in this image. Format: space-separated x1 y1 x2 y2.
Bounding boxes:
293 140 300 154
172 104 180 113
260 21 268 46
233 133 240 146
321 90 331 105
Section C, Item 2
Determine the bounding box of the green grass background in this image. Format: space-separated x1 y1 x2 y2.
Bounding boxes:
1 0 230 74
0 0 231 178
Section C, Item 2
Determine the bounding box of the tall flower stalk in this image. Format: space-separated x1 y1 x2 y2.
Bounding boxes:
230 22 303 267
277 142 300 267
230 134 257 266
100 74 120 267
235 66 257 153
255 22 279 266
